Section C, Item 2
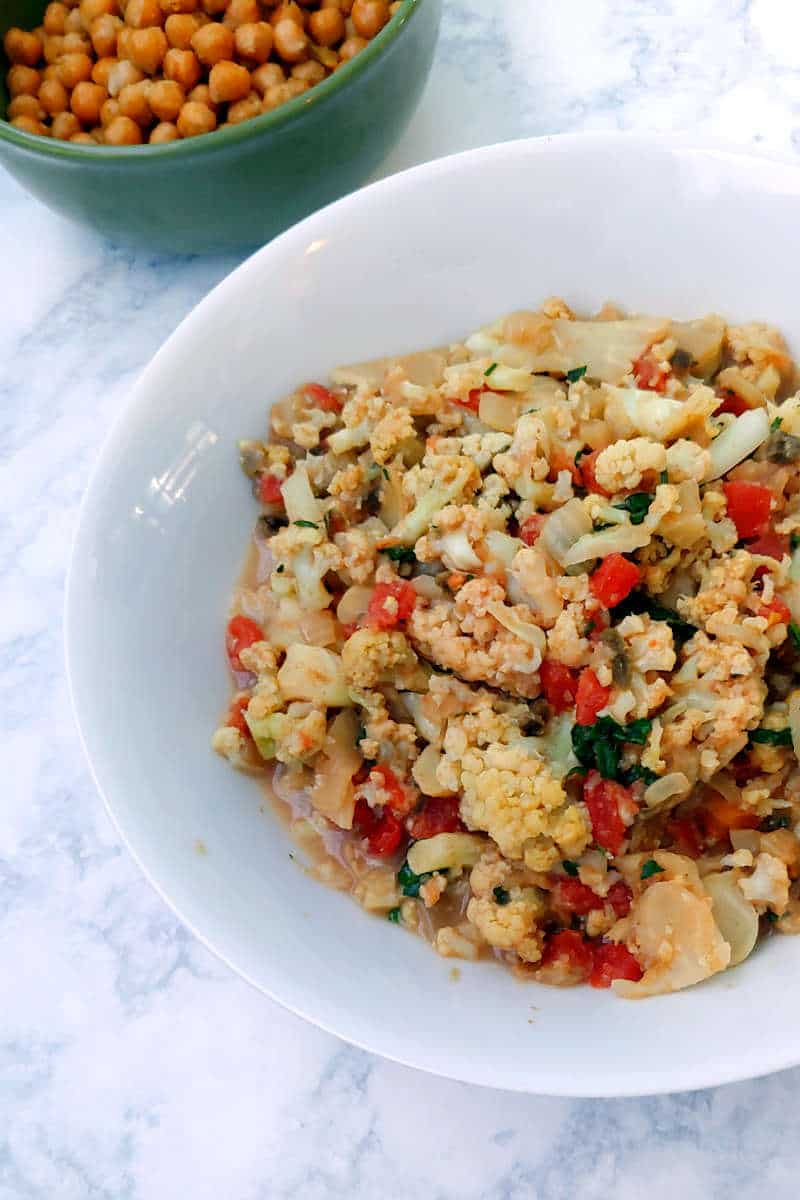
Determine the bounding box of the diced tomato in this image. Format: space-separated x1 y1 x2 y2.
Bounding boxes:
747 531 789 560
370 764 413 816
225 695 251 735
578 449 611 496
666 814 704 858
730 754 757 786
552 877 604 916
365 580 417 630
451 386 487 412
714 390 749 417
540 659 580 714
759 596 792 626
575 669 611 726
549 449 583 486
583 771 638 856
304 382 341 412
606 880 633 918
540 930 593 981
353 799 406 858
722 480 772 541
589 942 643 988
519 513 546 546
408 796 465 840
257 472 284 504
632 351 669 393
226 615 263 672
589 553 641 608
700 793 760 844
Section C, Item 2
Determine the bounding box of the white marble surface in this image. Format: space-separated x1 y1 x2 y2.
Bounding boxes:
4 1 800 1195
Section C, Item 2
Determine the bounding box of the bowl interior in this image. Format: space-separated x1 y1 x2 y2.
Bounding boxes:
67 135 800 1096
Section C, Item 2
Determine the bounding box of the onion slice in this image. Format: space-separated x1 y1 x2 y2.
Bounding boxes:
704 408 770 481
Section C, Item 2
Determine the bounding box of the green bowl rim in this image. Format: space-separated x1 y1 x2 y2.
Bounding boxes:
0 0 422 159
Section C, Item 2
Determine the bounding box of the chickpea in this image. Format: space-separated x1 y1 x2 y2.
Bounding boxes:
4 28 44 66
291 58 325 83
164 13 200 47
57 52 94 86
100 96 121 123
162 47 201 88
90 13 122 55
234 21 273 62
251 61 284 94
116 25 134 58
272 18 308 62
62 30 92 52
126 26 167 71
187 82 217 109
44 2 70 34
7 65 42 97
147 77 184 120
200 0 227 13
124 0 162 25
51 109 82 138
226 90 261 123
104 113 142 142
79 0 117 32
308 6 343 45
337 34 366 60
8 94 44 121
176 99 216 136
190 21 233 64
64 7 85 32
208 60 250 103
71 79 107 122
149 120 179 142
107 58 144 94
223 0 260 28
43 35 65 62
11 114 50 135
92 55 117 85
160 0 198 12
272 2 305 26
39 77 69 114
343 15 355 36
118 79 153 123
70 130 97 141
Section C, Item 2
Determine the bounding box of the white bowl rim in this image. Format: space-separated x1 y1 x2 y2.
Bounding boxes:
65 131 800 1097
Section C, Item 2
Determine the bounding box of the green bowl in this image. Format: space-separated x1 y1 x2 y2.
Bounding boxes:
0 0 440 253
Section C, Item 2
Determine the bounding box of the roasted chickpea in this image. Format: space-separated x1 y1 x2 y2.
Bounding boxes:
350 0 388 37
92 55 117 85
124 0 162 26
70 130 97 142
7 65 42 97
164 12 200 47
250 61 285 94
226 90 262 123
223 0 260 28
162 46 201 87
3 27 43 66
44 2 70 34
291 58 325 83
190 21 234 64
57 51 94 86
337 34 366 60
176 98 216 136
64 7 85 32
160 0 198 12
107 57 144 94
186 81 217 109
126 26 167 71
90 13 122 55
308 6 343 45
271 2 305 26
39 77 70 114
79 0 117 32
11 114 50 135
272 18 308 62
117 78 152 123
200 0 228 13
149 120 179 142
71 78 108 122
43 35 66 62
62 30 92 52
100 95 121 123
147 77 184 120
234 21 273 62
104 113 142 142
51 109 82 138
116 25 134 58
208 59 250 102
8 94 45 120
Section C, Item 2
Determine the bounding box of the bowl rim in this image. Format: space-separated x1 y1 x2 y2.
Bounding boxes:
0 0 421 159
65 132 800 1097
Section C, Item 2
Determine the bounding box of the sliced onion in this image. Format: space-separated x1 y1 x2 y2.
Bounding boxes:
485 529 523 568
485 600 546 651
789 689 800 760
704 407 770 481
563 521 650 566
643 772 691 810
281 464 323 525
336 585 373 626
541 498 592 566
407 832 485 875
703 872 759 966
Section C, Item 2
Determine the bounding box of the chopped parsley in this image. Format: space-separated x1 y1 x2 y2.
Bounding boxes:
382 467 390 480
641 859 664 880
574 447 588 466
571 716 653 780
293 519 318 528
772 416 783 430
562 860 579 877
397 861 433 898
356 724 367 745
765 910 779 923
493 886 511 905
760 813 791 832
660 469 669 484
276 563 285 573
613 591 697 647
789 621 800 651
792 533 800 551
584 620 596 636
750 728 793 747
619 763 659 786
387 907 401 923
484 362 499 377
614 492 654 526
566 365 588 383
382 545 417 564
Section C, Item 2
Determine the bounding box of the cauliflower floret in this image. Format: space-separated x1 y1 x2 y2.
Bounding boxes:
546 607 592 667
726 322 793 379
388 454 480 545
268 524 343 611
211 724 251 767
369 405 416 464
492 413 551 499
477 473 512 513
334 528 377 585
739 853 791 914
328 462 371 509
263 703 329 764
665 439 711 482
466 890 544 963
239 641 282 719
350 688 419 767
615 613 676 674
593 437 666 494
271 391 339 449
342 629 427 692
407 578 545 697
511 546 564 628
678 550 757 630
415 504 498 572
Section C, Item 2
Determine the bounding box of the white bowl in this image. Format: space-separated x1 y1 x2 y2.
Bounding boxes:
66 134 800 1097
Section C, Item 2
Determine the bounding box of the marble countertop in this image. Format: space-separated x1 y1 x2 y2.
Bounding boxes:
4 1 800 1195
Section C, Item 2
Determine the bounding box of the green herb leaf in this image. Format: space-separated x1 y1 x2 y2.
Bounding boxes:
382 467 390 480
613 591 697 647
750 728 793 746
660 469 669 484
570 716 653 780
765 910 779 923
276 563 285 573
620 764 659 786
397 861 432 898
356 724 367 745
484 362 499 377
641 859 664 880
566 365 588 383
789 622 800 651
293 519 318 529
771 416 783 431
594 739 620 780
562 860 579 877
382 545 417 564
493 886 511 905
760 813 791 832
574 447 588 466
791 533 800 551
387 907 401 923
584 620 595 636
614 492 654 526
